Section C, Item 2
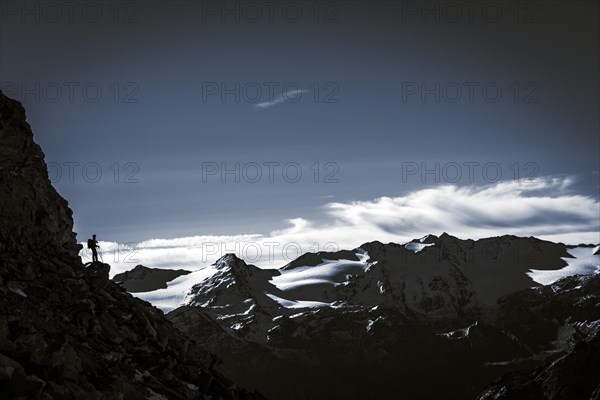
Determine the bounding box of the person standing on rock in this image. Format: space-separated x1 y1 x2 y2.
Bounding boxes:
87 234 100 262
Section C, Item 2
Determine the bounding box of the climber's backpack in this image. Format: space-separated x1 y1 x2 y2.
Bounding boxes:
87 239 93 249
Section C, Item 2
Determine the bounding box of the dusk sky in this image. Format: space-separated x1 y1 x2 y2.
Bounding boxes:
1 1 598 271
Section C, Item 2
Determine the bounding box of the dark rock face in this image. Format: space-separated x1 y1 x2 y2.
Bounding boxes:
0 91 262 399
0 93 80 261
113 265 191 293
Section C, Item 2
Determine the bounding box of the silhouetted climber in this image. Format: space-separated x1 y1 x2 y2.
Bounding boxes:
87 234 100 262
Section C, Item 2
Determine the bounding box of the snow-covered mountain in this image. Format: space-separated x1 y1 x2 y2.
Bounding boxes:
114 233 600 399
126 233 595 318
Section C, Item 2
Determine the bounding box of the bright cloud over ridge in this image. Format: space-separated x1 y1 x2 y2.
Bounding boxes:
84 177 599 277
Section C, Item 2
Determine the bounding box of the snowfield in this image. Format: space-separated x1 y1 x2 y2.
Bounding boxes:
132 250 371 312
133 265 219 313
272 250 370 290
527 246 600 286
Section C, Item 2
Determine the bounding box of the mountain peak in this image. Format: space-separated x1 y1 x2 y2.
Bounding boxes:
439 232 460 240
213 253 247 269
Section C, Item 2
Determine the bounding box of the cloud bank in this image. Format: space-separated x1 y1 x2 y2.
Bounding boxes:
83 177 599 278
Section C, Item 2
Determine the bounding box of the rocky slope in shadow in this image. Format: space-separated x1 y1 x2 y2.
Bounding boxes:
479 331 600 400
478 274 600 400
0 91 263 399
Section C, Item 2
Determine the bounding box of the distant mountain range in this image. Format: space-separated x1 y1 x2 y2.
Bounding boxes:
114 234 600 399
113 265 191 293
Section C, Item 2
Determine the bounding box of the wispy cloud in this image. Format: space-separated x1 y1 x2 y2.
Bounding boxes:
86 177 599 277
255 89 310 109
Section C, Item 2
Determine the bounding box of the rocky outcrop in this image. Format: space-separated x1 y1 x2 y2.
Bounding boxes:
0 91 262 399
112 265 191 292
0 259 262 399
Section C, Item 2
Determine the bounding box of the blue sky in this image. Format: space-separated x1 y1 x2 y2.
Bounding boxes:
1 1 598 256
